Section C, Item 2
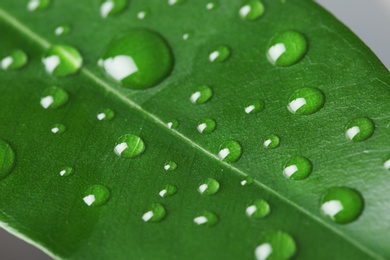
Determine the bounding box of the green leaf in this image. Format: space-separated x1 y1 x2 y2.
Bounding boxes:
0 0 389 259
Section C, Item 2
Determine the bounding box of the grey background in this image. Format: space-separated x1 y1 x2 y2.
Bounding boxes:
0 0 389 259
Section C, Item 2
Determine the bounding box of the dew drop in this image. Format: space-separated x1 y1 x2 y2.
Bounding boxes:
218 140 242 163
383 157 390 170
240 176 254 186
267 31 308 66
190 85 213 104
59 166 74 177
255 231 296 260
263 134 280 149
114 134 145 159
54 25 71 36
97 108 115 121
182 32 191 41
100 29 173 90
244 100 265 114
164 161 177 171
159 184 177 198
51 123 66 134
167 119 179 129
198 178 220 196
0 140 15 179
209 45 231 63
137 10 148 20
142 203 166 223
287 88 325 115
345 117 375 142
283 156 312 180
27 0 50 11
239 0 265 21
197 118 216 134
246 199 270 219
320 187 364 224
206 2 218 10
42 45 83 76
83 185 110 206
40 86 69 109
1 49 28 70
168 0 185 5
100 0 127 18
193 211 218 226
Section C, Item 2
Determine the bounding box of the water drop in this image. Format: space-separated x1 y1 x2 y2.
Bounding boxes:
239 0 264 21
164 161 177 171
51 123 66 134
218 140 242 163
384 157 390 170
27 0 50 11
97 108 115 121
167 119 179 129
283 156 312 180
197 118 216 134
287 88 325 115
244 100 265 114
246 199 270 219
240 176 254 186
59 166 74 177
142 203 166 223
263 134 280 149
114 134 145 159
345 117 375 142
40 86 69 109
193 211 218 226
137 10 148 20
168 0 184 5
100 29 173 89
159 184 177 198
100 0 127 18
42 45 82 76
267 31 308 66
182 32 191 41
1 50 28 70
190 85 213 104
83 185 110 206
206 2 218 10
320 187 364 224
54 25 70 36
198 178 220 196
255 231 296 260
209 45 231 63
0 140 15 179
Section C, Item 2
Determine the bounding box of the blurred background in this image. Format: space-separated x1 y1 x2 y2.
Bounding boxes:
0 0 389 259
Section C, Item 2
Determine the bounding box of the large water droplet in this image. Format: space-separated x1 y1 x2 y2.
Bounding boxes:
239 0 265 21
193 211 218 226
114 134 145 158
209 45 231 63
283 156 312 180
241 176 254 186
100 29 173 90
218 140 242 163
159 184 177 198
83 185 110 206
0 140 15 179
287 88 325 115
164 161 177 171
263 134 280 149
1 50 28 70
40 86 69 109
100 0 127 18
42 45 82 76
320 187 364 224
54 25 71 36
255 231 296 260
345 117 375 142
59 166 74 177
167 119 179 129
51 123 66 134
190 85 213 104
244 100 265 114
197 118 216 134
97 108 115 121
246 199 270 219
142 203 166 223
27 0 50 11
198 178 220 196
267 31 307 66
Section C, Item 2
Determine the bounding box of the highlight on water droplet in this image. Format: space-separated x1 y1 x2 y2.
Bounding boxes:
159 184 177 198
239 0 265 21
99 29 173 89
283 156 312 180
59 166 74 177
255 231 296 260
137 10 148 20
197 118 216 134
193 211 218 226
190 85 213 104
164 161 177 171
383 157 390 170
42 45 83 76
0 140 15 179
27 0 50 11
83 185 110 206
206 2 218 10
97 108 115 121
167 119 179 129
267 31 308 66
182 32 191 41
244 100 265 114
218 140 242 163
1 50 28 70
40 86 69 109
54 25 71 36
142 203 166 223
345 117 375 142
246 199 270 219
241 176 254 186
287 88 325 115
209 45 231 63
198 178 220 196
100 0 127 18
263 134 280 149
168 0 184 5
320 187 364 224
51 123 66 134
114 134 145 159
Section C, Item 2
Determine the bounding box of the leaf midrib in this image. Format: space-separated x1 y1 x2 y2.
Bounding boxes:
0 7 382 259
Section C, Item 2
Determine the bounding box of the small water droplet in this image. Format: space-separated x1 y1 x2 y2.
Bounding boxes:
83 185 110 206
206 2 218 10
244 100 265 114
54 25 71 36
193 211 218 226
100 29 173 90
137 10 148 20
27 0 50 11
255 231 296 260
345 117 375 142
239 0 265 21
209 45 231 63
287 88 325 115
198 178 220 196
182 32 192 41
42 45 83 76
283 156 312 180
59 166 74 177
267 31 307 66
168 0 184 5
114 134 145 158
246 199 270 219
164 161 177 171
1 49 28 70
159 184 177 198
218 140 242 163
263 134 280 149
190 85 213 104
197 118 216 134
51 123 66 134
241 176 254 186
40 86 69 109
320 187 364 224
100 0 127 18
0 140 15 179
383 158 390 170
97 108 115 121
142 203 166 222
167 119 179 129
